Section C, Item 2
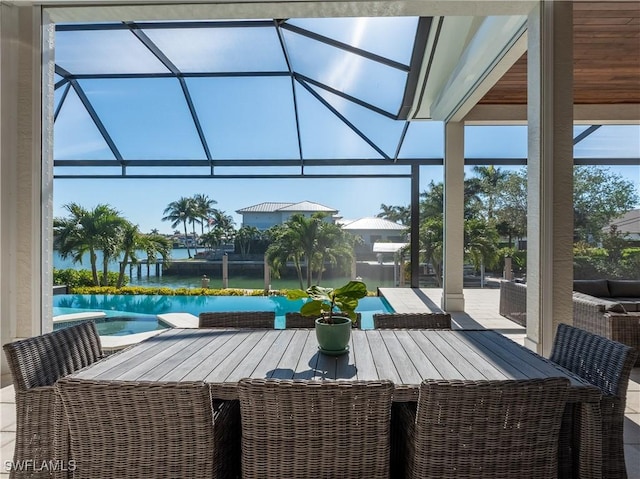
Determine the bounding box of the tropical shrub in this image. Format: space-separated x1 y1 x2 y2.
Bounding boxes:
54 268 124 287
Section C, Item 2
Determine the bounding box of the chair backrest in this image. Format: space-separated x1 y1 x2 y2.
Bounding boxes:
198 311 275 328
56 378 216 479
285 312 362 328
410 378 569 479
550 323 638 397
238 378 393 479
373 312 451 329
2 320 103 391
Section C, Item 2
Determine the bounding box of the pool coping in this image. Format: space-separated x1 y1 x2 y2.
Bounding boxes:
53 311 200 353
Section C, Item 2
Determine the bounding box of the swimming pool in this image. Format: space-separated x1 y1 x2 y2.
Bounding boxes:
53 294 394 333
53 311 170 336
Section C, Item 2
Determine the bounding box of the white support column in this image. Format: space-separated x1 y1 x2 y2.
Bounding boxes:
0 4 45 373
442 121 465 312
525 1 574 357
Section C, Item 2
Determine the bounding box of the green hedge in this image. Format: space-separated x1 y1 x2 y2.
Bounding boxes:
54 268 125 288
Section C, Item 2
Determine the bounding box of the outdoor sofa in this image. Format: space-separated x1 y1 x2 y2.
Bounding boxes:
499 279 640 364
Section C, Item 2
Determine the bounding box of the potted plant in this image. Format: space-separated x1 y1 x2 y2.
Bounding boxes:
287 280 368 355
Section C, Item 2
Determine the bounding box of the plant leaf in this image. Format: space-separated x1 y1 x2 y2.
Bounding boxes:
333 281 367 300
286 289 309 300
300 300 325 317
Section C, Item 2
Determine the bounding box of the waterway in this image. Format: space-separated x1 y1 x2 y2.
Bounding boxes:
53 249 398 289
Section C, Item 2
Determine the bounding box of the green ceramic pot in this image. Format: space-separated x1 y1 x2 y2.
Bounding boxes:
315 317 352 355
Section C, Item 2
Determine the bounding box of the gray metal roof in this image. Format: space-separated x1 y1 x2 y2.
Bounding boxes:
236 200 336 214
278 201 337 212
342 216 406 230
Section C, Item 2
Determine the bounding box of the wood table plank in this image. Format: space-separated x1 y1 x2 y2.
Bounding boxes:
74 328 186 379
270 329 309 379
409 331 465 379
334 334 358 379
393 330 443 379
173 331 246 381
137 330 235 381
204 330 267 382
251 329 295 379
159 330 241 381
478 330 601 401
425 331 486 380
295 331 320 379
350 330 377 380
93 329 203 380
378 330 422 385
366 330 402 383
225 330 284 382
441 332 509 380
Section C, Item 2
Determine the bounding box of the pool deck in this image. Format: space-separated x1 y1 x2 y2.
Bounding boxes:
52 311 106 323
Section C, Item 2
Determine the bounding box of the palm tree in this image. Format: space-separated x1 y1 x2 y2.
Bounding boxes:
193 194 218 236
235 226 261 259
419 217 444 287
116 221 141 288
140 233 172 277
265 213 354 288
313 222 354 284
54 203 126 286
473 165 509 220
162 197 196 258
464 218 500 286
265 225 305 289
211 210 236 242
377 204 410 225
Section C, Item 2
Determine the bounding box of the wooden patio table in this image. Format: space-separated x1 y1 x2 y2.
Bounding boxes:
68 328 602 477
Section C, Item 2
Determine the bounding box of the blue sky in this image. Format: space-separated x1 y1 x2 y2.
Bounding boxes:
51 20 639 234
53 124 640 235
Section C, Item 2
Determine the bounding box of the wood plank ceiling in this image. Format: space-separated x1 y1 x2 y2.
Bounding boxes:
480 1 640 105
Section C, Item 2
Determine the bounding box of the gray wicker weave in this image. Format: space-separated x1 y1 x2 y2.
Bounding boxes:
284 312 361 328
198 311 275 328
572 294 640 366
238 378 393 479
394 378 569 479
498 280 527 326
56 378 240 479
373 312 451 329
550 323 638 479
2 321 103 479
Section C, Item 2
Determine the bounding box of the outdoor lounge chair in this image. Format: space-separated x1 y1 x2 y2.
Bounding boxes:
56 378 239 479
198 311 275 328
550 323 638 479
2 321 103 479
238 378 393 479
393 378 569 479
373 312 451 329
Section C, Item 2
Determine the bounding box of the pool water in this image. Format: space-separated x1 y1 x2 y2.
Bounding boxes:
53 294 394 334
53 310 171 336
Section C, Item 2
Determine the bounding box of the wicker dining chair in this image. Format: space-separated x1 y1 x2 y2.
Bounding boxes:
56 378 239 479
238 378 394 479
284 312 362 328
394 378 570 479
550 323 638 479
198 311 275 328
2 321 103 479
373 312 451 329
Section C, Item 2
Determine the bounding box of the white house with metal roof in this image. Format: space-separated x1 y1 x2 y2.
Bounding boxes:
341 217 407 251
236 201 338 230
